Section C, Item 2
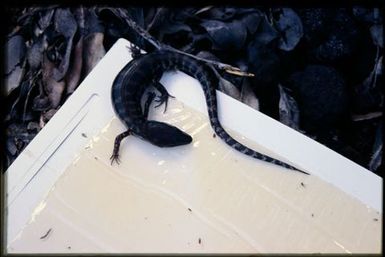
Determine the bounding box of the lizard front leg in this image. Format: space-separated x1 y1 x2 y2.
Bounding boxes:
110 129 132 165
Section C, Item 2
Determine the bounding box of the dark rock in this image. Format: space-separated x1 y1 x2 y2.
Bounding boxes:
296 8 335 45
316 129 366 167
298 9 361 63
352 7 382 24
311 10 360 62
344 119 382 170
246 40 282 118
286 65 349 133
337 29 377 87
247 41 280 88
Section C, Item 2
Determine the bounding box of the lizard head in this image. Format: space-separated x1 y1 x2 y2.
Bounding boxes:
143 120 192 147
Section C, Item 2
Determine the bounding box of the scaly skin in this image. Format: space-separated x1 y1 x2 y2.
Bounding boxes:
110 50 309 175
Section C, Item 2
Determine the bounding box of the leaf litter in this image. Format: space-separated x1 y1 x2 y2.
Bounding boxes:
3 6 383 176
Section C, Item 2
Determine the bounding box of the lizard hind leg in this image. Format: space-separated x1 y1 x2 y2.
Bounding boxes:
153 81 175 113
144 120 192 147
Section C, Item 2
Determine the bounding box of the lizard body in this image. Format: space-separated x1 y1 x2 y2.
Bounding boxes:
110 50 308 175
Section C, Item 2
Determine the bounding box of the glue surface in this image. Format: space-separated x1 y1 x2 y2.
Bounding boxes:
8 99 382 253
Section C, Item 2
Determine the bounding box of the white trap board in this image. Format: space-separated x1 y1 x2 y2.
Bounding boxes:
6 38 382 253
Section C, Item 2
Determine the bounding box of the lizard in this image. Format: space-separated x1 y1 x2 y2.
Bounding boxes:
110 49 309 175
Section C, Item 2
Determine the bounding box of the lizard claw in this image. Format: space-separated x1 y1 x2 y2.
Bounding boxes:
154 96 168 113
129 44 143 59
110 154 121 165
154 93 175 113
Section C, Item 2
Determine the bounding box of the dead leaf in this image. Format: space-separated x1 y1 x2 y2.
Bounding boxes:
240 79 259 110
83 33 106 76
272 8 303 51
65 37 84 94
370 24 383 48
52 8 78 81
26 34 47 71
6 35 26 75
42 54 65 108
279 84 300 130
5 60 25 95
216 75 240 100
351 112 382 121
369 123 382 172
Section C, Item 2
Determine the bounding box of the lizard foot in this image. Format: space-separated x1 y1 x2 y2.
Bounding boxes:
154 93 175 113
110 153 121 165
129 43 143 59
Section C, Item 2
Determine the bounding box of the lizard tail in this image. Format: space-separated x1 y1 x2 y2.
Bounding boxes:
211 122 309 175
170 51 308 175
198 66 308 175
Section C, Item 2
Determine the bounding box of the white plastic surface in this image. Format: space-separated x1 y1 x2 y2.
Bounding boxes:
6 38 382 253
